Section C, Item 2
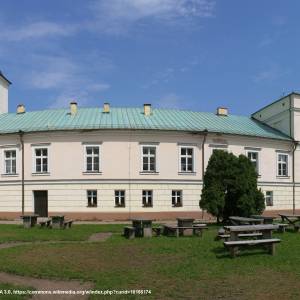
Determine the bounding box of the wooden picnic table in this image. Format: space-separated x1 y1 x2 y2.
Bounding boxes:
177 218 195 236
279 214 300 231
21 214 39 228
229 216 263 225
224 224 279 241
250 215 276 224
132 218 153 237
51 215 65 229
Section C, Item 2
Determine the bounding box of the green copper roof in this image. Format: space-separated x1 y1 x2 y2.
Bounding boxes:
0 107 291 140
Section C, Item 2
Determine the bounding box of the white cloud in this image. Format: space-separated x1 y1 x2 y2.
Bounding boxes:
90 0 215 34
253 64 288 83
0 21 76 41
21 54 111 108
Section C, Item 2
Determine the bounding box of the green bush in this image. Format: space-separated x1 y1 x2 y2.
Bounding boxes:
200 150 265 222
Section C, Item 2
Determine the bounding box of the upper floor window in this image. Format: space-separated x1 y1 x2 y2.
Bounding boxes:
34 148 48 173
142 190 153 207
85 146 100 172
115 190 125 207
265 191 273 206
247 151 259 173
180 147 194 172
142 146 156 172
277 153 288 177
172 190 182 207
4 149 16 174
87 190 97 207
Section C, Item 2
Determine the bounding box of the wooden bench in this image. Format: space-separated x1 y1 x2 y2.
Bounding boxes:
152 226 163 236
63 220 73 229
218 232 263 241
124 226 135 239
224 238 281 258
39 218 51 228
163 225 207 237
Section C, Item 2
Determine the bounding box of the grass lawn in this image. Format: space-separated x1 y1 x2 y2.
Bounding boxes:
0 224 124 242
0 283 33 300
0 225 299 299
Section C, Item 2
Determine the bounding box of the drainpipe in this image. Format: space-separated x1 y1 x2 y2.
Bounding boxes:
292 141 298 215
201 129 208 218
18 130 25 215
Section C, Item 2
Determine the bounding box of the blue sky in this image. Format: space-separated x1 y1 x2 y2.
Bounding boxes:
0 0 299 115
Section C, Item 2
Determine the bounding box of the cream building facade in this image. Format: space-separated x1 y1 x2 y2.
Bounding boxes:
0 72 298 220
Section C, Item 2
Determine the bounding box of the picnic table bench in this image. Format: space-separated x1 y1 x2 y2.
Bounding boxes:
131 218 153 237
224 238 281 257
218 232 263 241
163 224 208 238
39 218 52 228
278 214 300 232
63 219 73 229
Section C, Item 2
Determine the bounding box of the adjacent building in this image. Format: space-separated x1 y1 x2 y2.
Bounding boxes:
0 72 299 220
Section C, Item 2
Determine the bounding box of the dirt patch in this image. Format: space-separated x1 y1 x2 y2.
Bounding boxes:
88 232 112 242
0 272 93 300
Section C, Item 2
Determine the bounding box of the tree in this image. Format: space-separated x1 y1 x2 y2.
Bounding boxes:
200 150 265 222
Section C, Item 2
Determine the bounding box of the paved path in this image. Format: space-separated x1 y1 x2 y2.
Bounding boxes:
0 232 113 299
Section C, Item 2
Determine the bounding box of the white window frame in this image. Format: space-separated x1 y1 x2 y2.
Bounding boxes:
246 150 260 174
115 190 126 207
83 144 101 173
142 190 153 207
2 147 18 175
277 152 289 177
32 145 50 174
140 144 158 173
179 146 195 173
172 190 182 207
87 190 97 207
265 191 273 206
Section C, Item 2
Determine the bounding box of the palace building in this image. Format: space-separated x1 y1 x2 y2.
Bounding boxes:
0 71 299 220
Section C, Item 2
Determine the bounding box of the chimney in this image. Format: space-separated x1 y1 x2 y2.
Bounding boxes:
144 104 152 116
17 104 25 114
103 102 110 113
0 71 11 114
70 101 78 116
216 107 228 117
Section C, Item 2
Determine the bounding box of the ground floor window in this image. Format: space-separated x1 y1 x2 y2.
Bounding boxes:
87 190 97 207
172 190 182 207
265 191 273 206
142 190 153 207
115 190 125 207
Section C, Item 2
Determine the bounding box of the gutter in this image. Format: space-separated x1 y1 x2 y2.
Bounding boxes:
201 129 208 219
18 130 25 215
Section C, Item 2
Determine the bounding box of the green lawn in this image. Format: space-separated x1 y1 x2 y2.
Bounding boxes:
0 283 33 300
0 224 124 242
0 225 299 299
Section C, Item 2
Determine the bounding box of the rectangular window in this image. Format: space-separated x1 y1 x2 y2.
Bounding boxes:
265 191 273 206
172 190 182 207
247 151 259 173
4 150 16 174
142 190 153 207
142 146 156 172
115 190 125 207
180 147 194 172
85 146 100 172
87 190 97 207
34 148 48 173
277 153 288 176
